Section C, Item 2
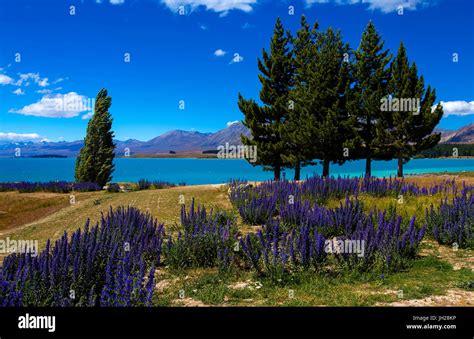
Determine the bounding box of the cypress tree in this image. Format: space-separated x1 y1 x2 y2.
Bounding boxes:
347 21 392 177
239 17 295 180
382 42 443 177
75 88 115 187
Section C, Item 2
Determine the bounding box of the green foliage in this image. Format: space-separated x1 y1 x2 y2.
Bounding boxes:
415 143 474 158
75 88 115 187
239 17 295 180
345 21 392 177
287 16 354 177
106 183 120 193
381 42 443 176
238 17 447 178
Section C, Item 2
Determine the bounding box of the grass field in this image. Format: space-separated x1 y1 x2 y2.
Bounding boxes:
1 174 473 306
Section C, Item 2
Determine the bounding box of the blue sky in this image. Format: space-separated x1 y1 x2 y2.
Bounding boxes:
0 0 473 142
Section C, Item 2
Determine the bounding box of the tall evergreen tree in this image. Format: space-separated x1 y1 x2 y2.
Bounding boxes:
283 16 317 180
346 21 392 177
289 18 353 178
382 42 443 177
75 89 115 187
239 17 294 180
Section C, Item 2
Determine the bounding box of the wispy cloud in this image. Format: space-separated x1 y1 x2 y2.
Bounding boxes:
214 49 227 57
15 72 49 87
53 77 68 84
305 0 437 13
437 100 474 117
226 120 240 127
9 92 93 118
13 88 25 96
37 89 52 94
82 112 94 120
110 0 125 4
160 0 259 14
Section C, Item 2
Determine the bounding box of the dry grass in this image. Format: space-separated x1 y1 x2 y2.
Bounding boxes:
0 184 232 250
0 191 98 232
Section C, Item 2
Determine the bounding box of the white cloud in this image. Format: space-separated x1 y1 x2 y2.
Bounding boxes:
305 0 435 13
37 89 52 94
53 77 68 84
16 73 50 87
9 92 93 118
110 0 125 4
436 100 474 117
38 78 49 87
0 74 14 85
0 132 42 142
226 120 240 127
199 24 208 30
82 112 94 120
13 88 25 96
161 0 258 14
229 53 244 64
242 22 254 29
214 49 227 57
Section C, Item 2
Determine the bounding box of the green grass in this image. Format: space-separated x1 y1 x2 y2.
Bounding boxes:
149 255 474 306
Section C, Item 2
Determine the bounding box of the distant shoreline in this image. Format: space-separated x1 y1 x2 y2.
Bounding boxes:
0 153 473 160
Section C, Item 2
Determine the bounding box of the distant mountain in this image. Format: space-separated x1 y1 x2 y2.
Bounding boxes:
439 123 474 144
2 122 471 157
0 122 251 157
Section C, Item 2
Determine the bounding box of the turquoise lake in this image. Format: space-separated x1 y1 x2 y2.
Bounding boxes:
0 158 473 185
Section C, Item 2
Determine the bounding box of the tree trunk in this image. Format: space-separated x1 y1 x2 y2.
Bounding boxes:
365 157 372 177
274 164 281 181
294 161 301 181
397 158 403 178
322 159 330 177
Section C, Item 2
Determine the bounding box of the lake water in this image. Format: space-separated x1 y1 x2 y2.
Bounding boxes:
0 158 473 185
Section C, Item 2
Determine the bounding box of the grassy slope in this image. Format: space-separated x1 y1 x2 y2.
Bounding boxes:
0 175 473 306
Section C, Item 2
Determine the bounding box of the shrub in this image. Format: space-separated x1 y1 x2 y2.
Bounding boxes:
0 181 101 193
137 179 151 190
425 188 474 248
166 199 237 270
107 183 121 193
0 206 164 306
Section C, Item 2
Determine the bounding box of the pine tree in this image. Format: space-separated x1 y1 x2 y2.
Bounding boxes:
382 42 443 177
239 17 294 180
347 21 392 177
289 18 353 178
75 89 115 187
283 16 317 180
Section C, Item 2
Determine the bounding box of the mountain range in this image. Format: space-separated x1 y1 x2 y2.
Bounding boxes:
0 122 472 158
0 122 252 157
437 123 474 144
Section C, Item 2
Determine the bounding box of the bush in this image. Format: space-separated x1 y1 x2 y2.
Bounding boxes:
425 188 474 248
0 181 101 193
137 179 151 190
107 183 121 193
165 199 237 270
0 207 164 306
